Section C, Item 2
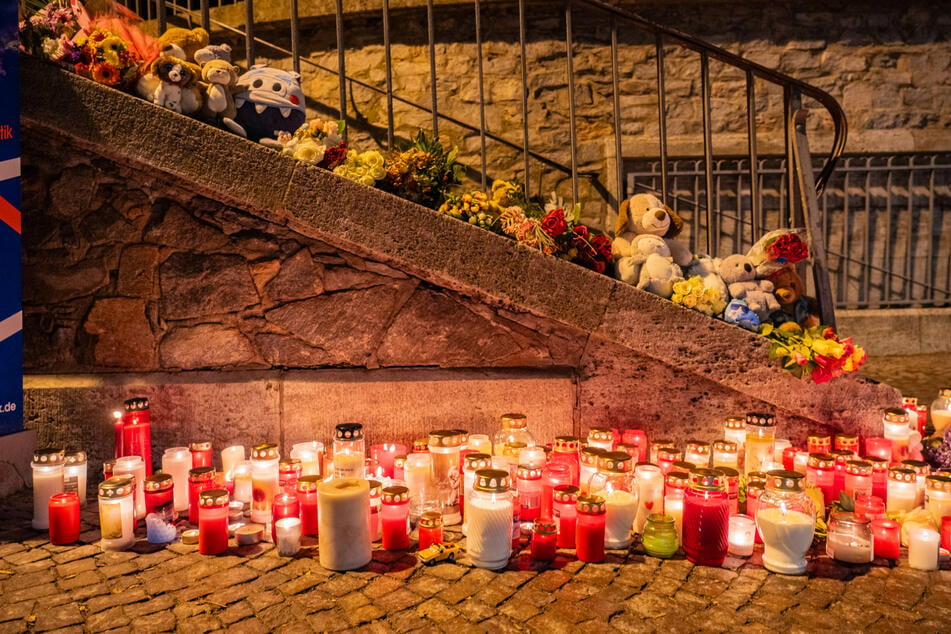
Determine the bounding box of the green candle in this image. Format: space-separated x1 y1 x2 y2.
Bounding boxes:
641 513 679 558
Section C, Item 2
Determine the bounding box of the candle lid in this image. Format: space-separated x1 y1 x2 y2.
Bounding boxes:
587 427 613 442
393 455 407 468
474 469 511 493
368 480 383 498
745 412 775 427
199 488 229 507
615 443 639 459
724 417 745 431
188 466 216 481
235 524 264 545
712 440 737 452
598 451 633 473
144 473 174 492
251 443 279 460
33 447 65 465
331 422 362 441
646 512 674 526
665 472 688 488
502 442 527 458
279 458 302 471
412 438 429 453
576 494 605 514
925 475 951 492
829 511 869 526
939 388 951 398
124 397 149 411
672 461 695 473
500 413 528 430
99 475 134 497
765 469 804 491
902 396 918 406
685 440 710 454
296 475 321 493
65 451 87 465
517 464 543 480
554 436 580 453
888 467 916 483
382 485 410 504
807 453 835 469
834 433 858 445
429 429 467 448
419 511 442 529
845 460 872 476
688 468 724 491
883 408 908 424
553 484 579 503
746 481 765 495
50 491 80 505
714 466 740 479
829 449 853 464
900 459 930 475
863 456 889 471
807 434 831 445
189 441 212 452
464 452 492 471
181 529 199 544
533 518 557 535
657 448 680 462
580 446 605 466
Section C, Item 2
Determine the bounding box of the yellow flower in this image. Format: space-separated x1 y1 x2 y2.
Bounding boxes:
811 338 844 359
294 140 326 164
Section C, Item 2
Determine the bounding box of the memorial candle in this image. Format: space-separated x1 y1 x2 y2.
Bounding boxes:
31 448 65 530
635 463 664 534
772 438 792 464
381 486 411 550
828 449 852 502
925 475 951 526
48 492 81 545
462 453 492 535
864 456 889 501
844 460 873 500
728 514 755 557
579 447 605 494
188 466 216 524
404 452 432 521
113 455 147 521
250 443 280 524
793 449 809 475
723 417 746 454
279 459 302 495
368 480 382 542
418 511 443 551
519 446 547 469
271 492 300 542
467 434 492 456
550 436 581 488
649 439 676 466
684 441 711 468
290 441 324 478
143 473 175 518
621 429 648 463
63 451 87 506
671 461 695 476
232 460 253 505
516 465 543 524
806 453 835 507
198 489 230 555
587 428 614 451
682 469 729 567
468 470 514 569
744 413 776 476
220 446 245 482
333 423 365 479
901 459 930 507
882 408 911 463
755 471 815 575
886 467 918 514
615 443 640 462
642 513 679 558
189 441 212 470
552 485 579 548
853 494 885 521
121 397 153 476
296 475 320 536
392 455 406 482
540 461 572 520
826 512 873 564
318 478 371 570
98 476 135 551
429 430 466 525
494 413 535 456
870 518 901 558
715 467 740 515
575 494 606 563
656 449 679 476
162 447 191 513
834 434 859 456
370 443 406 479
275 517 302 556
664 472 687 540
531 518 558 561
712 440 739 470
589 452 636 550
782 446 800 472
907 527 940 571
745 482 764 542
863 437 892 462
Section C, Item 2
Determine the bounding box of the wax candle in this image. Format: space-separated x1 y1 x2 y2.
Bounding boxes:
925 475 951 526
381 486 411 550
844 460 873 500
462 453 492 535
288 441 323 478
404 452 432 521
642 513 679 558
550 436 581 487
250 443 280 524
712 440 739 470
270 517 300 556
318 478 371 570
907 527 940 571
162 447 192 513
755 471 815 575
48 492 80 545
682 469 730 567
932 388 951 436
232 460 253 505
297 475 320 536
189 441 212 470
279 459 302 495
392 455 406 481
113 455 147 521
113 410 123 461
553 485 579 548
781 446 799 472
579 447 605 494
870 518 901 559
715 467 740 515
144 473 175 518
467 434 492 455
723 417 746 458
220 445 245 482
834 434 859 456
540 461 572 520
575 494 606 563
664 472 687 540
587 427 614 452
853 494 885 521
883 408 911 463
467 469 514 569
772 438 791 464
635 463 664 534
429 430 466 525
494 413 535 456
621 429 648 463
63 451 88 506
863 437 892 462
102 459 115 479
615 443 640 462
333 423 365 479
198 489 229 555
366 479 382 542
826 512 873 564
531 518 558 561
648 440 676 468
418 511 443 551
519 446 546 469
589 452 636 549
681 440 709 468
517 464 543 524
500 442 524 480
370 443 406 479
656 449 679 476
188 466 216 524
745 482 764 543
886 468 918 514
806 434 831 455
727 514 755 557
793 449 809 475
270 492 300 542
98 476 135 551
864 456 889 501
121 397 153 476
901 459 930 507
31 448 65 530
806 453 835 507
744 413 776 476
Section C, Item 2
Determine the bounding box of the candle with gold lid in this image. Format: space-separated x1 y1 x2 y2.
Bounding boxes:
32 448 65 530
429 429 467 524
144 472 175 518
99 476 135 551
467 469 514 569
901 459 930 506
575 494 606 563
843 460 873 501
579 446 605 494
886 467 918 514
381 485 411 550
682 468 729 566
649 439 676 466
279 458 302 495
805 453 835 507
723 417 746 452
671 460 695 476
656 448 679 476
828 449 852 502
319 478 371 570
494 413 535 456
715 466 740 514
250 443 280 524
297 475 320 536
712 440 739 470
553 485 579 548
755 470 815 575
418 511 444 551
863 456 889 500
684 441 711 468
198 488 230 555
834 434 859 456
190 441 213 469
589 451 637 549
663 471 688 540
807 434 831 455
744 413 776 476
550 435 581 486
587 427 615 452
621 429 648 463
883 408 911 463
925 474 951 526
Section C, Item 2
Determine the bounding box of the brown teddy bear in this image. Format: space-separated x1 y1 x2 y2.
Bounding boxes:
200 59 239 124
768 266 820 330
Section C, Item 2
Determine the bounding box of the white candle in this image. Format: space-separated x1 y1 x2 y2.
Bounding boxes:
162 447 192 513
221 446 245 479
318 478 371 571
665 498 684 541
233 461 253 504
275 517 302 556
634 464 663 533
886 471 918 515
772 439 792 463
113 456 147 520
755 507 814 573
31 449 65 530
825 531 873 564
519 446 547 469
333 452 364 480
291 441 325 478
467 497 513 569
728 514 755 557
64 452 88 506
404 453 432 518
793 450 809 475
599 489 636 549
99 477 136 552
467 434 493 455
907 527 940 571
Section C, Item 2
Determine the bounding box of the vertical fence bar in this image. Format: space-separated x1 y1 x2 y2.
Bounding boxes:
862 158 872 305
474 0 488 190
783 86 796 227
565 2 579 204
927 156 936 302
699 51 714 255
290 0 301 76
382 0 395 149
335 0 347 139
245 0 255 67
200 0 210 31
746 70 760 240
156 0 166 35
655 33 669 201
611 19 624 208
842 166 851 307
518 0 531 193
904 162 914 304
426 0 439 137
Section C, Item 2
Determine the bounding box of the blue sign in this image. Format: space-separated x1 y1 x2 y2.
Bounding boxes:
0 1 22 436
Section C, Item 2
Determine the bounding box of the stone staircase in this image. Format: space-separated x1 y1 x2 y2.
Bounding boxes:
20 56 898 472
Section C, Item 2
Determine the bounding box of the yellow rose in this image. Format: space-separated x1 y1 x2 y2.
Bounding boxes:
294 140 326 164
812 338 844 359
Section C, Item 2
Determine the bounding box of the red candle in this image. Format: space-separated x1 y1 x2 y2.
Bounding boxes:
575 495 605 563
782 446 800 471
143 473 175 518
368 480 382 542
188 467 216 523
370 443 407 479
517 465 543 523
870 518 901 559
834 434 859 456
863 437 893 463
807 434 831 455
942 517 951 553
271 493 300 542
121 397 153 475
418 511 443 551
806 453 835 507
714 467 740 515
381 486 410 550
540 462 572 519
392 456 406 482
198 489 230 555
113 411 123 461
746 483 764 543
279 459 302 495
682 469 729 567
854 494 885 521
190 442 213 469
621 429 648 463
296 475 320 536
550 436 581 487
531 518 557 561
553 485 578 548
48 492 80 545
864 456 889 501
829 450 851 502
657 449 679 476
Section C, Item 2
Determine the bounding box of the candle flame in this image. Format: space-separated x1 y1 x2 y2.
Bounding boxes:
113 411 122 420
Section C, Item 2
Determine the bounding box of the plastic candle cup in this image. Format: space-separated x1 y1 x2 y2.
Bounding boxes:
63 451 88 506
684 440 711 468
232 460 253 505
418 511 444 551
519 446 547 469
772 438 792 464
723 417 746 461
828 449 853 501
781 445 800 471
296 475 320 536
642 513 679 559
755 471 815 575
143 473 175 518
745 482 764 543
863 456 889 500
853 493 885 521
575 494 606 563
634 463 664 534
744 413 776 476
656 448 680 476
120 397 153 476
882 408 911 463
271 492 300 542
429 430 467 525
727 514 755 557
587 427 615 452
550 436 581 488
621 429 648 463
370 443 406 479
462 453 492 535
793 450 809 475
682 469 730 567
615 443 640 463
901 459 930 506
806 453 835 508
807 434 832 455
826 512 873 564
467 434 493 456
162 447 192 513
516 465 543 525
541 461 573 519
48 492 81 545
220 445 245 482
273 517 301 556
553 485 579 548
925 475 951 526
907 527 940 571
834 434 859 456
886 468 918 514
279 458 302 495
942 516 951 552
367 480 383 542
844 460 873 501
870 518 901 559
931 388 951 436
531 518 558 561
318 478 371 571
404 452 433 521
712 440 739 470
113 455 147 521
493 413 535 456
467 469 514 569
714 467 740 515
188 466 216 524
31 448 65 530
500 442 525 481
198 489 230 555
862 437 892 462
381 486 411 550
250 443 280 524
332 423 366 479
189 441 213 470
579 447 605 494
664 472 688 540
589 452 637 549
649 439 676 466
98 476 136 552
290 441 325 478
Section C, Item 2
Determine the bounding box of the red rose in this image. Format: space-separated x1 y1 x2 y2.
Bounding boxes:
592 234 613 260
766 233 809 264
319 142 348 170
541 208 568 237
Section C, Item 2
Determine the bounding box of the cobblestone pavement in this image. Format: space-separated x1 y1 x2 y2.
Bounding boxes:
1 488 949 633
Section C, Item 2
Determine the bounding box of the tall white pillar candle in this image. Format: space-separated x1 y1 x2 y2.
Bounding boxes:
318 478 371 571
32 448 65 530
162 447 192 513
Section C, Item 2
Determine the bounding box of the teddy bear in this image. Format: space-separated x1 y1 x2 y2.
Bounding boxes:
717 253 780 322
137 55 203 114
767 266 821 330
616 234 670 285
194 43 232 65
613 193 692 268
684 254 728 309
200 59 239 124
636 251 684 299
156 27 209 63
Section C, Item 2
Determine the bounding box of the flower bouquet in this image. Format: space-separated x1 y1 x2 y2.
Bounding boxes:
760 323 867 384
275 118 347 170
671 276 727 316
334 149 387 186
70 26 143 87
748 228 810 276
380 130 463 209
20 1 83 62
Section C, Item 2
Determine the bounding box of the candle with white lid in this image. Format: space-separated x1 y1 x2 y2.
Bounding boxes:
162 447 192 513
318 478 371 570
32 448 65 530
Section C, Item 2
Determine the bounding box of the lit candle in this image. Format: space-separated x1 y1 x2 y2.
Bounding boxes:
553 485 579 548
755 471 815 575
275 517 302 556
882 408 911 463
290 441 325 478
113 455 147 521
367 480 382 542
901 459 930 507
48 492 81 545
771 438 791 464
641 513 679 559
727 514 755 557
886 467 918 514
575 494 606 563
550 436 581 488
250 443 280 524
806 453 835 507
864 456 889 500
682 469 730 567
333 423 366 479
715 467 740 515
863 437 892 462
120 397 153 476
587 427 614 451
162 447 192 513
466 434 493 455
621 429 648 463
429 430 466 525
615 443 640 462
826 512 873 564
870 518 901 559
318 478 371 570
925 475 951 526
793 449 809 475
370 443 406 479
723 417 746 456
807 434 832 455
31 448 65 530
649 440 676 467
232 460 253 505
579 447 605 493
493 413 535 456
844 460 873 500
63 451 88 506
462 453 492 535
418 511 444 551
381 485 411 550
467 469 514 569
198 489 230 555
634 463 664 534
220 446 245 481
684 440 711 468
745 482 764 543
144 473 175 518
516 464 543 525
664 472 687 541
113 410 123 461
188 466 216 524
270 492 299 542
834 434 859 456
712 440 739 470
656 449 679 476
279 459 302 495
932 389 951 436
588 452 636 550
781 446 800 471
853 494 885 521
907 527 940 571
190 441 213 470
531 518 558 561
744 413 776 476
540 462 572 520
404 452 432 521
392 455 406 482
98 476 136 551
296 475 320 536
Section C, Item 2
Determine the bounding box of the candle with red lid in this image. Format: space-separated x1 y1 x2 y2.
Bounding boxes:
296 475 319 536
621 429 648 463
381 485 411 550
575 494 606 563
417 511 443 551
531 518 557 561
271 492 300 542
121 397 153 475
144 473 175 518
552 485 579 548
198 488 230 555
188 466 216 523
682 469 729 567
370 443 407 479
48 492 80 545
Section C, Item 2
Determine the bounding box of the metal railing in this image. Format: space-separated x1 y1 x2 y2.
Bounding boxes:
127 0 847 323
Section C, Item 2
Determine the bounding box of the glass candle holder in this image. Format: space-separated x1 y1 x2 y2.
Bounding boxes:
113 455 147 521
807 434 832 455
290 441 325 478
870 518 901 559
405 452 433 522
615 443 640 462
907 527 940 571
744 413 776 476
882 408 911 463
834 434 859 456
781 446 800 472
190 441 213 470
579 447 605 494
672 461 696 475
318 478 371 571
368 480 382 542
745 482 764 543
198 489 230 555
63 451 87 506
413 438 429 454
250 443 280 524
828 449 852 502
550 436 581 487
467 469 514 569
864 456 889 500
793 449 809 475
466 434 492 456
162 447 192 513
844 460 873 500
188 466 216 524
684 441 711 468
712 440 739 470
862 437 892 462
271 492 300 542
275 517 302 556
120 397 153 476
102 459 115 480
370 443 406 479
381 486 411 550
144 472 175 518
642 513 679 559
462 453 492 535
494 413 535 456
683 469 729 567
98 476 135 551
901 459 930 506
806 453 835 507
656 448 680 476
553 485 579 548
853 493 885 521
589 452 637 550
649 439 676 466
540 461 572 520
621 429 648 463
333 423 365 479
279 459 302 495
531 518 558 561
393 455 407 482
32 448 65 530
575 494 606 563
429 430 466 525
232 460 253 505
296 475 320 536
925 475 951 526
587 427 614 452
418 511 443 551
772 438 791 464
886 468 918 514
220 445 245 482
931 388 951 437
48 492 81 545
756 470 815 575
715 467 740 515
519 446 546 469
516 464 543 525
635 463 664 534
727 514 755 557
723 417 746 457
826 512 873 564
663 472 687 540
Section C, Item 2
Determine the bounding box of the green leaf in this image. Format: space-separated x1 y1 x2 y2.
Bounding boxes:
838 491 854 512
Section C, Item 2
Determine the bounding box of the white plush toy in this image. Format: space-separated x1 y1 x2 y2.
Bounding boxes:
717 253 780 321
637 252 684 299
616 234 670 285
